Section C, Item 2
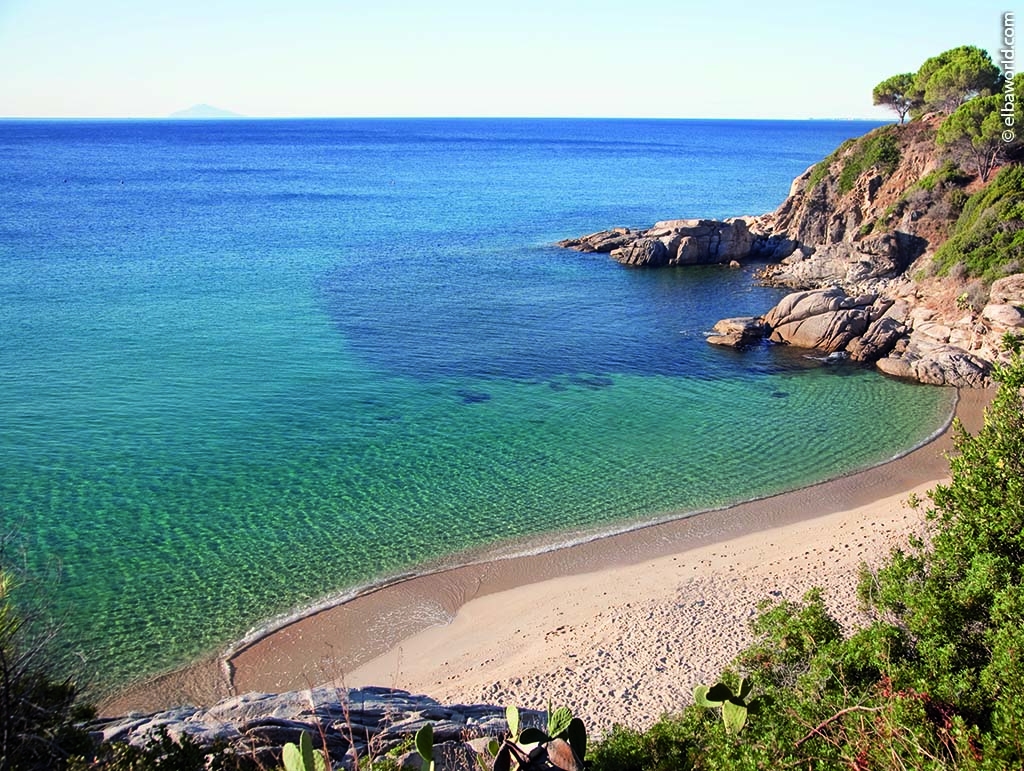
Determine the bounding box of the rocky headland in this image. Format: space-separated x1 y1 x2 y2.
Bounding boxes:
559 115 1024 388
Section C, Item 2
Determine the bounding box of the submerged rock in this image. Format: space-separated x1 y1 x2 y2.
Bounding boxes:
556 228 635 253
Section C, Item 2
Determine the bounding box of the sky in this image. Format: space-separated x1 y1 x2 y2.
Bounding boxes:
0 0 1014 119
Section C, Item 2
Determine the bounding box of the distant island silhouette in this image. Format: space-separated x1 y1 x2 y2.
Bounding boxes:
168 103 244 119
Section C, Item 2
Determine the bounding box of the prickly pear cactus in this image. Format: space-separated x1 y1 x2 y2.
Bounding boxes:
415 723 436 771
694 677 753 735
281 730 326 771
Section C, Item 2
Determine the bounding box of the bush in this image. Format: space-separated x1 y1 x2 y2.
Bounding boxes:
806 142 849 192
837 130 902 194
915 160 971 192
933 164 1024 280
589 716 699 771
805 129 903 196
0 566 93 771
585 355 1024 770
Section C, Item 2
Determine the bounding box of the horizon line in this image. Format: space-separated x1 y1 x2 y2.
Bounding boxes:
0 114 890 122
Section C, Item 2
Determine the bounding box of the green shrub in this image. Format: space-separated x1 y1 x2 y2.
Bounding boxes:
70 729 253 771
807 155 838 192
585 355 1024 770
837 129 902 194
933 164 1024 280
0 567 94 771
807 139 857 192
589 715 699 771
806 130 903 196
915 160 971 192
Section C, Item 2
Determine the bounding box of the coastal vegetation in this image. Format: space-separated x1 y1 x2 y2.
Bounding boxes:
0 564 93 771
938 95 1023 183
805 126 902 195
3 354 1022 770
835 128 901 194
747 41 1022 388
872 73 918 124
933 164 1024 280
3 41 1024 771
585 353 1024 770
910 46 1001 116
871 44 1017 184
873 45 1001 126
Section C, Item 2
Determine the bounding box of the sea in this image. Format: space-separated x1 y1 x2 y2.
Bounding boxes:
0 118 956 695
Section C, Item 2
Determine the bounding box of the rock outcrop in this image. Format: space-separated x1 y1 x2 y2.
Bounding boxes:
91 686 542 770
706 317 768 348
875 341 992 388
758 117 955 293
759 234 912 292
559 218 757 268
707 286 996 388
558 117 1024 387
762 288 875 353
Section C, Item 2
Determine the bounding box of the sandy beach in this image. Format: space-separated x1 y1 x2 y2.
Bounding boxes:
103 387 990 735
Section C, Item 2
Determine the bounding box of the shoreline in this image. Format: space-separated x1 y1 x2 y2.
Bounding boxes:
101 385 991 721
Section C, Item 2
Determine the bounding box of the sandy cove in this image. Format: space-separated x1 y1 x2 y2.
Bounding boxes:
103 388 990 737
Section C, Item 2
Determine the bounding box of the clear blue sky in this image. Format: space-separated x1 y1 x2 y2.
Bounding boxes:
0 0 1013 119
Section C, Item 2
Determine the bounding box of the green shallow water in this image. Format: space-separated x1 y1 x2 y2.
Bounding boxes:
8 357 954 691
0 117 955 693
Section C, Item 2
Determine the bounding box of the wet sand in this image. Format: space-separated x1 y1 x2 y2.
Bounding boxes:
101 387 990 732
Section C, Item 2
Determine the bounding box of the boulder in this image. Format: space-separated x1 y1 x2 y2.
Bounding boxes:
715 218 756 262
770 309 869 352
762 287 852 329
763 288 876 354
91 687 543 768
752 234 798 261
982 303 1024 330
845 315 907 362
611 237 669 267
560 218 759 267
706 317 767 348
876 341 992 388
913 321 953 344
760 235 906 291
989 273 1024 305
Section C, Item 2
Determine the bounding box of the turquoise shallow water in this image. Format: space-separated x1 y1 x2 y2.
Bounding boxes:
0 119 954 692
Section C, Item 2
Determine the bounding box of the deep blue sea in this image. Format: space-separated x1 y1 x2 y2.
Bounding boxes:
0 118 954 693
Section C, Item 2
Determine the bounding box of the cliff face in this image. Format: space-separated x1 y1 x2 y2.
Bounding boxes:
748 117 1024 387
772 119 949 242
754 116 968 291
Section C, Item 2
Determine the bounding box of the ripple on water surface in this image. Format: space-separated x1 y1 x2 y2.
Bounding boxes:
0 117 951 692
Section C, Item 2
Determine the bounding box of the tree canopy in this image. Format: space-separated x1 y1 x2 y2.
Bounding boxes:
912 45 1001 115
873 72 919 124
873 46 1003 122
937 94 1021 182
